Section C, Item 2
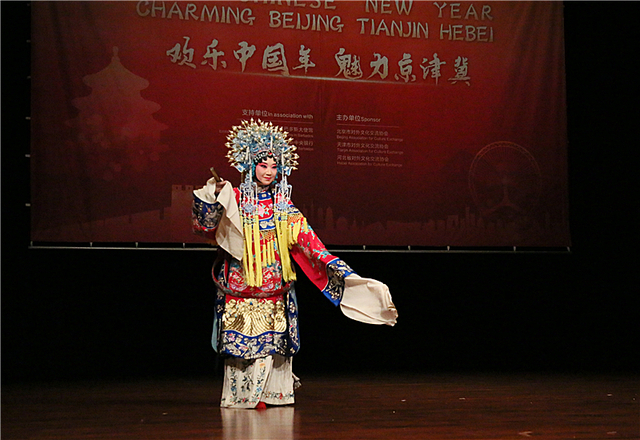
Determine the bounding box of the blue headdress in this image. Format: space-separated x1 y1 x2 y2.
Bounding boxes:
226 118 298 177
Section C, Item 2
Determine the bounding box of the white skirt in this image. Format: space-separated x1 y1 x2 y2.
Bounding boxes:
220 354 299 408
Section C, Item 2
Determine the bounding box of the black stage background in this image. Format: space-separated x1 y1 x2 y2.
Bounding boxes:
2 2 638 384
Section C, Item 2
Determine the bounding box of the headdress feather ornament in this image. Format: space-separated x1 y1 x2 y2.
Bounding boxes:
225 119 298 176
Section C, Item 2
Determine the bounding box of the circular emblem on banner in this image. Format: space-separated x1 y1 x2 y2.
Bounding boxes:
469 141 542 219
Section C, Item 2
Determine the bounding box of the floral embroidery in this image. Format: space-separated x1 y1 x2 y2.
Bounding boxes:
263 391 295 401
322 258 354 304
286 287 300 354
221 331 289 359
192 199 223 230
222 359 270 406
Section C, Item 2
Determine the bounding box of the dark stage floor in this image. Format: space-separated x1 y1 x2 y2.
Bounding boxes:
2 373 638 439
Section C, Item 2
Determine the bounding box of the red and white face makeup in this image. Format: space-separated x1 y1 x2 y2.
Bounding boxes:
255 157 278 187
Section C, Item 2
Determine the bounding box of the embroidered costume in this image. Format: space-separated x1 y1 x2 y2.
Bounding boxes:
192 119 397 408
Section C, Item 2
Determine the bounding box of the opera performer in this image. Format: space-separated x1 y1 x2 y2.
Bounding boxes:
192 119 398 409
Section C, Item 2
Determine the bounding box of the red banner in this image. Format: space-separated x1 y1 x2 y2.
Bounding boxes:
30 1 569 247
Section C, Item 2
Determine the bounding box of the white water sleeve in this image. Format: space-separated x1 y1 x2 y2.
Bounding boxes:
339 274 398 326
193 180 244 261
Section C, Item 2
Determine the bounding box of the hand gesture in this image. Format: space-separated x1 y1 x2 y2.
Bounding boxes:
210 167 227 195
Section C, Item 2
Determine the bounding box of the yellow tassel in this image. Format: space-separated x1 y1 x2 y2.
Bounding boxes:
262 234 269 267
252 218 261 286
241 209 310 287
243 222 253 285
276 221 285 266
276 220 283 252
261 234 272 268
292 219 301 243
276 219 292 282
268 235 275 266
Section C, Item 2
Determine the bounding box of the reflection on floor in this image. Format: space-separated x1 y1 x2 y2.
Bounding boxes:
2 374 638 440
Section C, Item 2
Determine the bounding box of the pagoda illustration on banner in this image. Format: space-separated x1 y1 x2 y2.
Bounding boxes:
66 46 170 221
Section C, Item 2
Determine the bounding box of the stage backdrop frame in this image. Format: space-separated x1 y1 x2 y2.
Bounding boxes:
30 1 570 248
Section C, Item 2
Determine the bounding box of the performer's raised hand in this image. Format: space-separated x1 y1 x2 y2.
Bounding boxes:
214 179 228 195
210 167 227 195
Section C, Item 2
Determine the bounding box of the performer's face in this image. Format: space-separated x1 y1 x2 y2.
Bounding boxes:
255 157 278 187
